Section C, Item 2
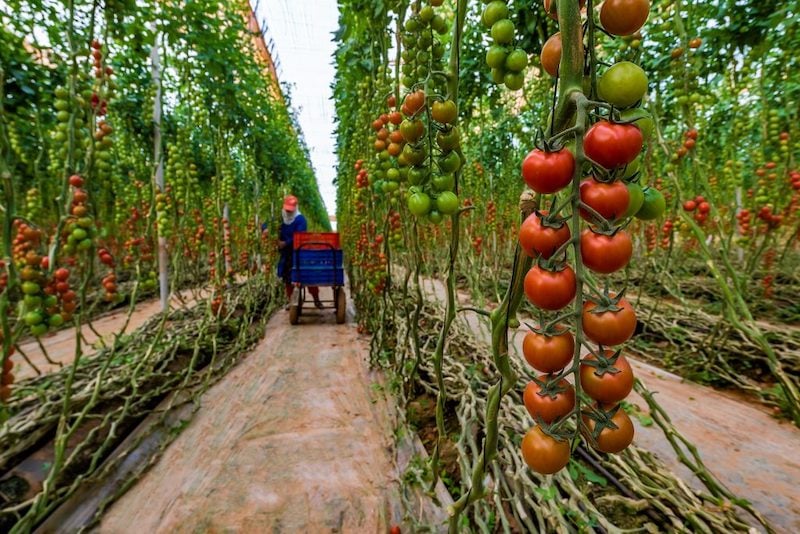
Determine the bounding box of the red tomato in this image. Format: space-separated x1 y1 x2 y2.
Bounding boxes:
580 230 632 274
583 408 635 453
583 121 643 169
600 0 649 36
521 148 575 194
518 211 571 259
683 200 697 212
580 352 634 403
523 330 574 373
521 426 571 474
685 129 699 140
524 377 575 423
582 297 636 346
579 178 630 221
524 264 577 311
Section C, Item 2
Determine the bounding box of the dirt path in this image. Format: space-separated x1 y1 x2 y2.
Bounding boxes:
98 297 407 533
418 278 800 531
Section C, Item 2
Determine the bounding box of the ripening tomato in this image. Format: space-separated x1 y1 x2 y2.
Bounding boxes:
579 178 630 222
524 264 577 311
431 100 457 124
582 408 635 453
523 330 574 373
635 187 666 220
580 352 634 403
541 33 562 77
524 377 575 423
580 229 632 273
598 62 648 108
402 90 426 116
600 0 649 36
582 298 637 346
518 211 571 259
2 358 13 373
583 121 643 169
522 148 574 194
521 426 571 474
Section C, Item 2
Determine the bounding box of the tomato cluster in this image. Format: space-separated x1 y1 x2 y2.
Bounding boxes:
482 1 529 90
674 129 698 160
682 194 711 225
518 0 651 476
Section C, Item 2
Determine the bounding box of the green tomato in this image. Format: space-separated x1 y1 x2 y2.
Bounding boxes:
408 166 429 186
504 72 524 91
505 49 528 72
436 191 459 215
428 210 444 224
437 127 461 151
22 281 41 295
30 323 49 337
408 192 432 217
433 174 455 192
439 151 462 174
598 61 648 108
623 182 645 218
491 19 515 45
49 314 65 328
386 168 400 182
483 1 509 28
490 67 506 84
636 187 666 220
486 45 507 69
382 181 399 193
24 311 44 326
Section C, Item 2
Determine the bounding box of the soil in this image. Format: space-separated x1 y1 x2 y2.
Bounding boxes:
98 293 409 533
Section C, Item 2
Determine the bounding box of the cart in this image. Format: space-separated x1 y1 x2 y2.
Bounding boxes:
288 232 346 325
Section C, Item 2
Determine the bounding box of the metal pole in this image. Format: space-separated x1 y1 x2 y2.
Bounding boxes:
151 27 169 311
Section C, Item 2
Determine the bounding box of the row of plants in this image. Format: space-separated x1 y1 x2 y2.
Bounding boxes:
334 0 796 530
1 0 328 530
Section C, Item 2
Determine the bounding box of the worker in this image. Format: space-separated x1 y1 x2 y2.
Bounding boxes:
268 195 323 309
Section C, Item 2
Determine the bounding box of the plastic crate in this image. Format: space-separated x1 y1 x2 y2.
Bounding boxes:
291 249 344 286
293 232 341 250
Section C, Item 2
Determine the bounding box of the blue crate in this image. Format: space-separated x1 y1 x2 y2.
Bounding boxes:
291 249 344 286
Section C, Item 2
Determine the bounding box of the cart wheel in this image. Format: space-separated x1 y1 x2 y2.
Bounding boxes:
335 287 346 324
289 287 303 325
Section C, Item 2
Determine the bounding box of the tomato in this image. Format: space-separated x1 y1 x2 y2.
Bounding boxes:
69 174 84 187
598 62 648 108
518 211 571 259
483 1 509 27
600 0 649 36
521 148 574 194
407 192 432 216
686 129 699 140
580 353 634 403
436 127 460 151
580 229 632 273
583 121 642 169
582 298 637 346
400 119 425 143
521 426 571 474
0 385 12 402
432 174 455 192
523 330 574 373
583 408 635 453
524 264 577 311
635 187 666 220
622 182 644 218
486 45 508 69
491 19 515 45
540 33 562 77
683 200 697 212
402 90 426 116
436 192 459 215
431 100 457 124
505 49 528 72
524 377 575 423
386 94 397 108
2 358 13 373
390 526 402 534
579 178 629 222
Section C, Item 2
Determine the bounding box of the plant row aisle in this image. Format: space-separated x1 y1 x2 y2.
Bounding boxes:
0 0 329 531
335 0 798 532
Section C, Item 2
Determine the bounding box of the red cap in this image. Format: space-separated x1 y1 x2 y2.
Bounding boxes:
283 195 298 211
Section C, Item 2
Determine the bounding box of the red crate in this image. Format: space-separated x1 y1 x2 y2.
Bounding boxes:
293 232 341 250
